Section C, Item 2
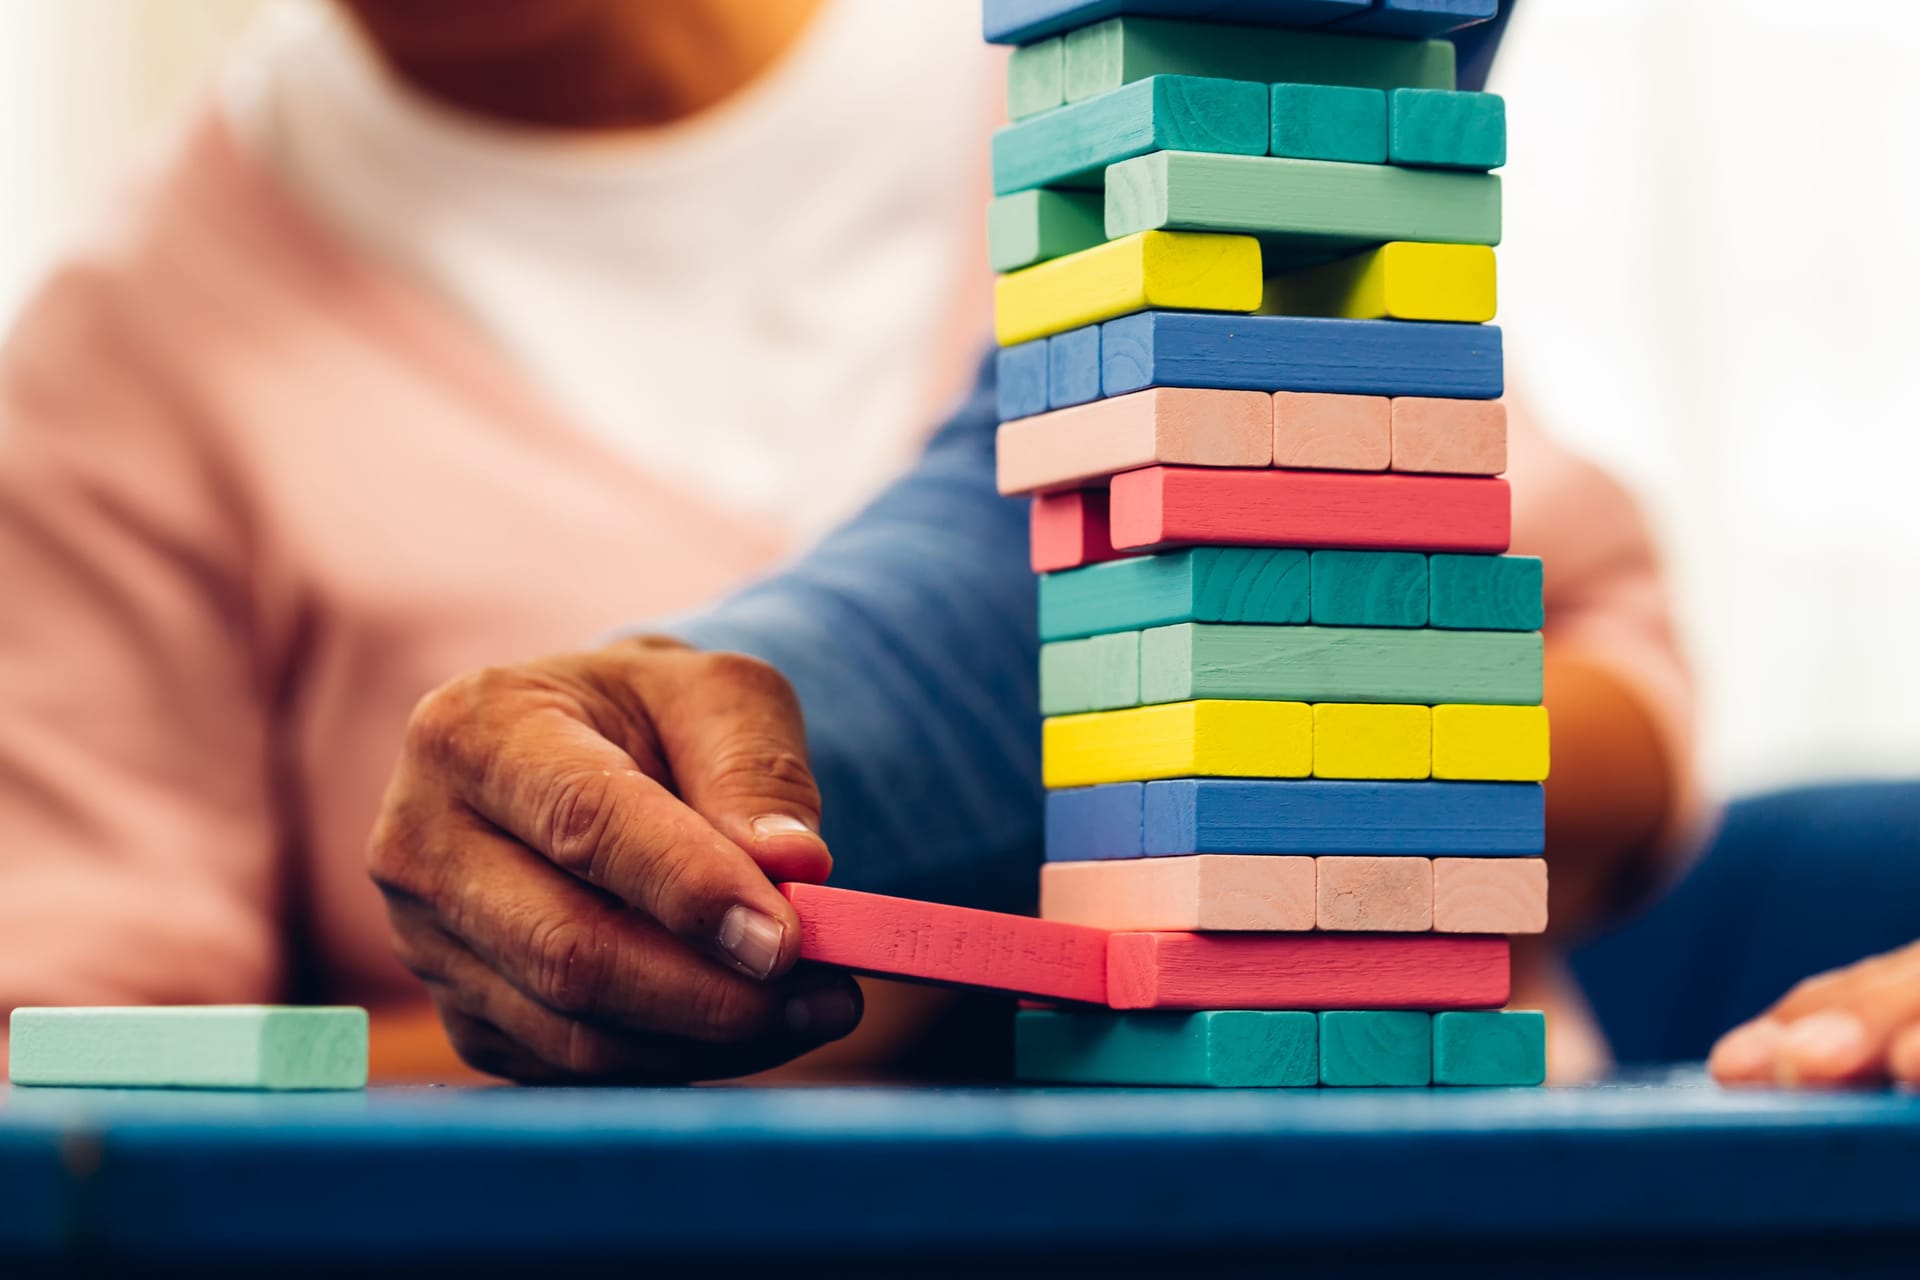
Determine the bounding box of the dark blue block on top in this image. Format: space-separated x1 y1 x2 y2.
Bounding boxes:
1143 778 1544 855
1048 326 1103 409
1102 312 1504 400
1046 782 1145 860
1333 0 1498 37
997 339 1050 421
983 0 1369 44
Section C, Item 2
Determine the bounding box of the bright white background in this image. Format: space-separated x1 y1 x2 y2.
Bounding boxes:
1 0 1917 800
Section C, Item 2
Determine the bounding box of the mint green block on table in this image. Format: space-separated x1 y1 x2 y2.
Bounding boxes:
1040 631 1140 715
1309 550 1427 627
1428 554 1543 631
8 1006 369 1090
1389 88 1507 171
1320 1011 1432 1087
988 189 1107 272
1060 17 1455 101
1433 1010 1547 1086
1007 36 1064 121
1039 547 1310 641
991 75 1268 196
1271 83 1386 164
1017 1010 1319 1087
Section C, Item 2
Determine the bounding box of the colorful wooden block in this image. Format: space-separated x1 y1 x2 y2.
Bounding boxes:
1428 554 1542 630
1432 704 1550 782
1040 631 1140 715
7 1007 369 1090
1432 1010 1547 1086
991 75 1269 196
996 231 1263 346
1061 17 1455 101
1389 88 1506 171
1106 933 1508 1010
1031 488 1123 573
1039 547 1310 641
1046 781 1145 860
1142 778 1545 857
1319 1010 1432 1085
779 883 1110 1005
997 388 1272 496
1040 854 1317 930
1272 391 1391 471
1139 624 1542 707
1432 856 1548 935
1313 703 1432 780
1048 324 1104 408
1310 549 1427 627
1390 396 1507 474
1015 1009 1319 1086
1007 36 1065 121
1315 856 1432 931
1042 698 1312 788
983 0 1371 45
997 339 1050 422
989 190 1107 274
1269 83 1386 163
1105 152 1501 266
1264 242 1496 322
1332 0 1497 38
1102 312 1504 400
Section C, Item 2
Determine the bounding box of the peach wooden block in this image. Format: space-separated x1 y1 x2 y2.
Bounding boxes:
1391 397 1508 476
1432 857 1548 934
996 388 1273 496
1272 391 1391 471
1039 855 1317 931
1315 856 1433 932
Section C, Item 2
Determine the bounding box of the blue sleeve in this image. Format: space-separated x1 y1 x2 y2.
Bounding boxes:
666 353 1043 913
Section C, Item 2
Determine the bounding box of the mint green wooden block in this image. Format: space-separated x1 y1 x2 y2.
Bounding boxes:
1061 17 1455 102
1007 36 1064 121
992 75 1269 196
1433 1010 1546 1086
8 1006 369 1090
1039 547 1309 641
988 189 1108 272
1428 554 1542 631
1040 631 1139 714
1017 1009 1319 1087
1105 151 1501 267
1271 83 1386 164
1139 623 1542 706
1309 550 1427 627
1319 1010 1431 1087
1389 88 1506 171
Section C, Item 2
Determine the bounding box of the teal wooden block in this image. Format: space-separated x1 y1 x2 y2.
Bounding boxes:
1388 88 1506 171
1319 1010 1431 1086
989 189 1108 273
1016 1009 1319 1087
1433 1010 1546 1086
1008 36 1065 121
1061 17 1455 102
1270 83 1386 164
992 75 1269 196
8 1006 368 1091
1139 623 1542 706
1040 631 1140 714
1309 550 1427 627
1428 554 1542 631
1039 547 1310 641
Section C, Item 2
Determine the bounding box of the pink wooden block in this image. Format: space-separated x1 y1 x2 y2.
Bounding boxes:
1272 391 1391 472
1038 855 1316 931
1390 397 1508 476
1106 932 1509 1010
1030 488 1126 573
1432 857 1548 934
996 389 1272 496
1315 856 1433 932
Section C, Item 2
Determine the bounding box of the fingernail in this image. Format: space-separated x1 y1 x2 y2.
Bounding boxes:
751 814 817 840
1781 1010 1870 1077
1710 1020 1783 1080
716 905 784 980
784 984 860 1039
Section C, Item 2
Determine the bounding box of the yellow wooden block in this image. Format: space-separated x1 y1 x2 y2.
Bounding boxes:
995 230 1263 347
1432 704 1550 781
1042 699 1311 788
1260 242 1495 323
1312 703 1431 780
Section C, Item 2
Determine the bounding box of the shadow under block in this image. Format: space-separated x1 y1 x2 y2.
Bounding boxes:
1105 152 1501 265
1040 855 1317 930
1389 88 1506 171
1015 1009 1319 1087
991 75 1268 196
997 340 1049 421
1007 36 1064 121
1106 933 1509 1010
1101 312 1504 400
1332 0 1498 38
1432 1009 1547 1086
1138 778 1546 856
1273 391 1390 470
1138 624 1542 707
1263 242 1496 322
1269 83 1386 163
1049 324 1103 408
7 1006 369 1090
997 388 1271 496
995 230 1263 346
1061 17 1454 103
1312 702 1431 780
1432 856 1548 934
779 883 1109 1005
1046 781 1145 860
1042 698 1312 788
983 0 1371 45
1390 396 1507 474
1315 856 1432 931
1031 488 1122 573
1041 547 1309 642
1319 1010 1432 1086
989 190 1106 274
1428 553 1542 630
1309 549 1427 627
1040 631 1140 715
1432 703 1551 782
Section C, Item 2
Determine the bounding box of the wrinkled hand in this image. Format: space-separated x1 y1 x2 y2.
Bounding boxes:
1710 939 1920 1088
367 636 862 1083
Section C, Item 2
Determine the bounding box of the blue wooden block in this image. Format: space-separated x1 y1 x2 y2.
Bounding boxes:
1270 82 1387 164
983 0 1370 45
1320 1011 1431 1086
1046 782 1146 860
1039 547 1310 641
1389 88 1506 171
1309 550 1427 627
1102 312 1503 399
1332 0 1497 38
1433 1010 1547 1086
998 340 1051 422
1138 778 1544 857
1017 1010 1319 1086
991 75 1269 196
1428 554 1542 631
1048 326 1104 409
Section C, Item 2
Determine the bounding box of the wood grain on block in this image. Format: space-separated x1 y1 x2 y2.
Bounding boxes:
1007 36 1065 121
7 1006 368 1090
1015 1009 1318 1087
1333 0 1497 38
1031 488 1124 573
1046 782 1146 861
1141 778 1546 857
991 75 1268 196
983 0 1371 45
1432 857 1548 935
1313 702 1432 780
779 883 1109 1005
1391 396 1507 474
1389 88 1506 171
1040 854 1317 931
1319 1010 1432 1086
1039 547 1309 641
1315 856 1432 931
996 230 1263 346
989 190 1106 274
1269 82 1386 163
997 388 1271 496
1309 549 1427 627
1272 391 1390 471
1042 698 1312 788
1139 623 1543 707
1432 1009 1547 1086
1039 631 1140 715
1048 324 1104 409
1061 16 1455 101
1106 932 1509 1010
997 339 1050 422
1432 703 1550 782
1428 553 1542 630
1264 242 1496 322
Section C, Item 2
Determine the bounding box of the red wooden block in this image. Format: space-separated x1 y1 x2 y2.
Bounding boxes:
1107 466 1511 555
779 883 1109 1005
1105 932 1509 1010
1030 488 1128 573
